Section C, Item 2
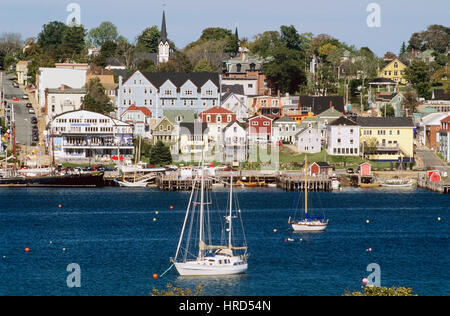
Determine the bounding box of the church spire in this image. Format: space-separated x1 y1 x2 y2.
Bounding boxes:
160 10 168 43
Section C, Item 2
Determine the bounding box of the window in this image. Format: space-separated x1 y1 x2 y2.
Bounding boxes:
217 115 222 123
206 115 211 123
394 62 398 68
205 90 214 96
164 90 172 95
227 115 232 122
263 121 270 126
185 90 193 95
252 121 258 126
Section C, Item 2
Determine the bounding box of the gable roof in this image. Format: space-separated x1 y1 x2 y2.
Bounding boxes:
298 96 345 114
222 84 245 95
356 117 414 128
441 115 450 123
139 72 220 90
179 122 208 135
163 109 196 124
274 116 296 124
329 116 358 126
121 104 152 118
200 106 234 116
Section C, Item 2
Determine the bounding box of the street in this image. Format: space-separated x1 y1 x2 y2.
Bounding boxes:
1 71 33 146
416 148 450 173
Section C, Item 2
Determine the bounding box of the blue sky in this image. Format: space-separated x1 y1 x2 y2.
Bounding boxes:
0 0 448 56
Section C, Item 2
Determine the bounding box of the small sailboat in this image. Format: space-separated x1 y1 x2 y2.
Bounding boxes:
116 138 148 188
288 157 328 232
171 157 248 276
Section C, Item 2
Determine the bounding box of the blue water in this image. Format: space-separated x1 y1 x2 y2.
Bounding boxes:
0 187 448 296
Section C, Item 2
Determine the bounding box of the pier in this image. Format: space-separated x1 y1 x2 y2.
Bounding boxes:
417 172 450 194
277 174 332 191
156 175 213 191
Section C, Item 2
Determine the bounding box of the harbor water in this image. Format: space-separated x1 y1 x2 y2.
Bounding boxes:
0 187 448 296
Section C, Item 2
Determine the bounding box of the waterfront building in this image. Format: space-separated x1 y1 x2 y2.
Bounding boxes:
421 89 450 113
301 107 342 139
326 116 360 156
178 122 209 156
285 96 345 124
248 115 273 144
199 106 236 144
222 121 247 163
357 117 415 165
310 161 333 176
272 116 298 144
117 71 220 119
295 126 322 154
152 116 179 154
50 110 134 161
119 104 152 139
438 115 450 162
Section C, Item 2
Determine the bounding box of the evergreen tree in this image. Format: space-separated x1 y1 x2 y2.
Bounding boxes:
83 78 114 115
150 141 172 166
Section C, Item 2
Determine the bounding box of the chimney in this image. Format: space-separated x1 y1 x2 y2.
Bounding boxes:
329 100 333 109
277 90 280 97
61 84 65 91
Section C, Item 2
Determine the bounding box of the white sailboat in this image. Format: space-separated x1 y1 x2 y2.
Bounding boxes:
288 157 329 232
171 159 248 276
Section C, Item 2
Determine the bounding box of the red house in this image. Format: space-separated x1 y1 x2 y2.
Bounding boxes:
248 115 273 143
310 162 333 176
199 106 236 124
359 162 372 177
427 170 441 182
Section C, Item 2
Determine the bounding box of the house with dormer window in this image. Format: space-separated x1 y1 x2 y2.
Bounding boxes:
117 71 220 118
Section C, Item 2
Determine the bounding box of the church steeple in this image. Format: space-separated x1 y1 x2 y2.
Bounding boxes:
158 10 170 64
160 10 168 43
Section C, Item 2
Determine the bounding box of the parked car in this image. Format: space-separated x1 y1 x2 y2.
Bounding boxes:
12 82 19 88
31 117 38 124
28 108 35 114
347 168 354 174
22 94 29 99
32 135 39 142
26 103 33 108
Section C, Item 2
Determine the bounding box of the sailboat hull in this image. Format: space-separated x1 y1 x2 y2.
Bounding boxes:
290 221 328 232
174 261 248 276
116 180 148 188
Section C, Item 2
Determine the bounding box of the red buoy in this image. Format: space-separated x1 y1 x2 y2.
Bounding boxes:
25 248 30 253
170 206 174 210
153 273 158 279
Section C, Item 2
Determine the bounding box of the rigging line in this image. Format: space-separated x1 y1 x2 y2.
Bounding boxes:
159 264 174 278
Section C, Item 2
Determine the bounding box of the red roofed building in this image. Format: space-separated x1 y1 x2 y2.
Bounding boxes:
439 115 450 162
120 104 152 138
200 107 236 142
248 115 273 143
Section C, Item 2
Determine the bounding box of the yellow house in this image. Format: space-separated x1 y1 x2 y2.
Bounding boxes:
356 117 415 164
378 58 407 85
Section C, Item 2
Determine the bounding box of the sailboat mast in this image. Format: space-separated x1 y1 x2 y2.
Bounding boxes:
305 155 308 216
198 157 205 258
228 173 233 248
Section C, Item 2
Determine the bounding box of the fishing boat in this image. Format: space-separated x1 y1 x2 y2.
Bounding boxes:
288 157 328 232
0 171 106 187
381 179 414 187
360 182 381 188
171 157 248 276
115 179 148 188
236 179 266 187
